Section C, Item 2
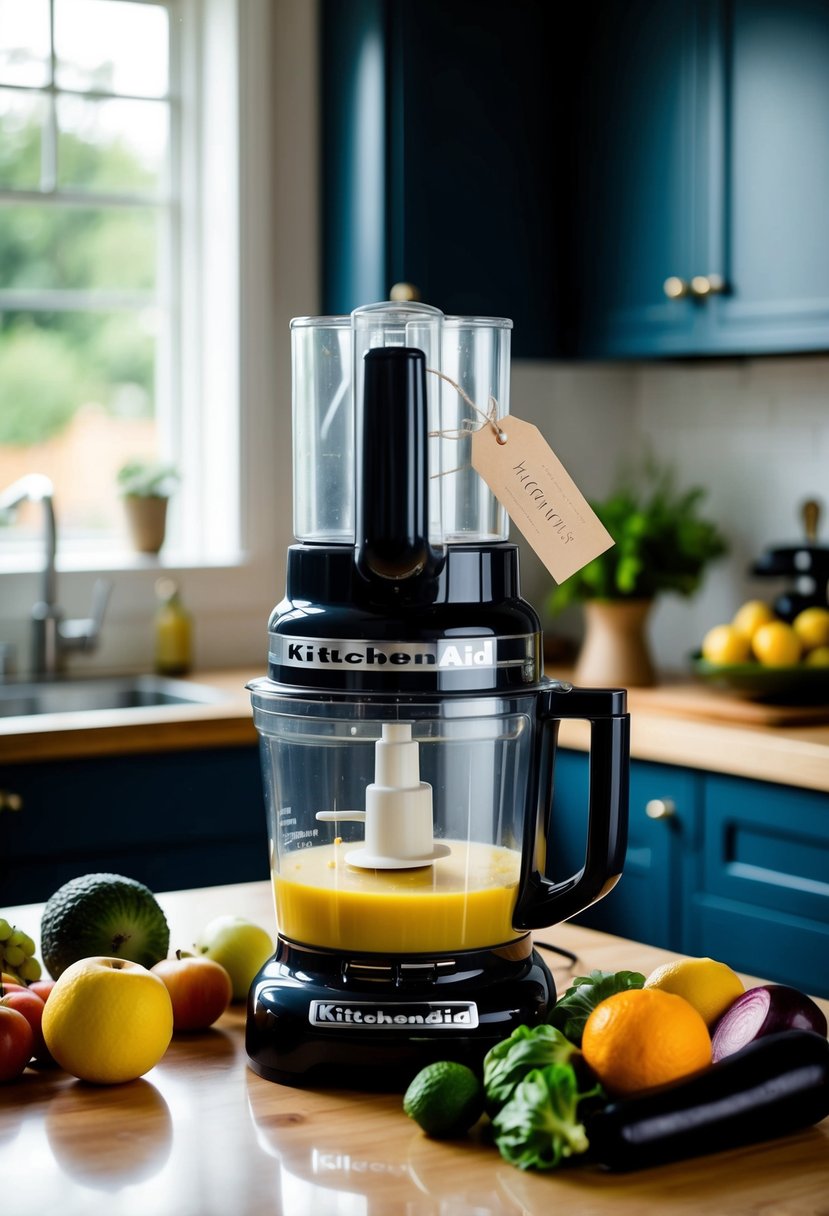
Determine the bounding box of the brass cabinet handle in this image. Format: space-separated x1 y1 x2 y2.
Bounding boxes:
663 276 691 300
645 797 676 820
0 790 23 813
389 282 421 302
690 273 726 297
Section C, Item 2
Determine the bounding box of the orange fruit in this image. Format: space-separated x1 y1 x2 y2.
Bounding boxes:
581 987 712 1096
751 620 802 667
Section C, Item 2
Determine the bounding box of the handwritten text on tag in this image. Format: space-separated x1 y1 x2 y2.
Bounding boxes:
470 415 614 584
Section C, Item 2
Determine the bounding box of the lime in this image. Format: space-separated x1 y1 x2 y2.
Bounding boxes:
403 1060 484 1138
41 873 170 979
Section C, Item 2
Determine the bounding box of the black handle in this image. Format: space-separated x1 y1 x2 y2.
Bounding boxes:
512 685 630 930
355 346 441 587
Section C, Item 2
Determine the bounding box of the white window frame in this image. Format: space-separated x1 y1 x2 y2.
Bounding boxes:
0 0 317 676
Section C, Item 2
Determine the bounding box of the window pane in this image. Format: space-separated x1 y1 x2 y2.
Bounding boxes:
57 95 168 194
55 0 169 97
0 0 50 88
0 88 48 190
0 204 158 292
0 310 159 537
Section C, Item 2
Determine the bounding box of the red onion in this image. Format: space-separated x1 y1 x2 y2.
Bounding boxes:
711 984 828 1062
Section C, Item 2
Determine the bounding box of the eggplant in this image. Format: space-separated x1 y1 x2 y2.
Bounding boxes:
586 1029 829 1172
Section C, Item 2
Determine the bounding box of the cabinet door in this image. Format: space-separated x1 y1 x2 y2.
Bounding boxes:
689 773 829 996
549 751 697 952
0 748 269 904
573 0 716 357
708 0 829 353
321 0 565 358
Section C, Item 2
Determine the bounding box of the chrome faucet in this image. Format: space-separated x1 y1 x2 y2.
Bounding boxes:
0 474 113 679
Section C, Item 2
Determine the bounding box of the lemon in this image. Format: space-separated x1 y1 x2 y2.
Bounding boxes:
805 645 829 667
732 599 775 641
751 620 803 667
403 1060 484 1138
643 956 745 1027
793 607 829 652
42 956 174 1085
701 623 751 665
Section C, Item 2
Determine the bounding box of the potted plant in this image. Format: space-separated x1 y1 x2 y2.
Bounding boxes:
117 459 180 555
546 460 728 686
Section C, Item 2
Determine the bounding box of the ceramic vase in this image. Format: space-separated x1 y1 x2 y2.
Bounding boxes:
123 495 168 554
574 598 656 688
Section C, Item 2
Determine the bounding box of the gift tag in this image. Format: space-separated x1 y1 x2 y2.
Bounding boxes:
471 414 614 584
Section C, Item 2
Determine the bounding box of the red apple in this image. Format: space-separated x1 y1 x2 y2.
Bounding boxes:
0 1005 34 1082
28 980 56 1004
151 951 232 1031
0 988 48 1062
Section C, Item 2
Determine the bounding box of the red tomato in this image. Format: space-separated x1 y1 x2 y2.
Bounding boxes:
0 1005 34 1082
151 953 233 1031
0 989 47 1062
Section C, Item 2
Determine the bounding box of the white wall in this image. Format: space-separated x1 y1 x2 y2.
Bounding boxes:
512 355 829 673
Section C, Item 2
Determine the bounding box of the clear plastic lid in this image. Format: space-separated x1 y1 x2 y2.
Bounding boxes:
291 303 512 545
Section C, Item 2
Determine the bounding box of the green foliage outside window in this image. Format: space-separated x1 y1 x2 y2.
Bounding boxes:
0 115 158 446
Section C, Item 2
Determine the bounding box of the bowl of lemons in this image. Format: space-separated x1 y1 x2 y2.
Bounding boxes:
692 601 829 703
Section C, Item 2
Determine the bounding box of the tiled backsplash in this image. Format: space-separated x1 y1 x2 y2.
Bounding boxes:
512 356 829 673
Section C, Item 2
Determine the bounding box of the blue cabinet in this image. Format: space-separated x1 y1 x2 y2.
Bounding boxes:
321 0 829 360
321 0 567 358
0 747 269 904
574 0 829 358
552 750 829 998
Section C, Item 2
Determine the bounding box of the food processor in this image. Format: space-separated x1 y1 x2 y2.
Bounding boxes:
246 302 630 1088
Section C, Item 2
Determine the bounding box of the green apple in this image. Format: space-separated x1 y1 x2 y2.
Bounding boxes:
195 916 273 1001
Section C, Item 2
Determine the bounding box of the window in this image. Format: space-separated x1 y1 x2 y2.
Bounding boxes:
0 0 177 554
0 0 300 676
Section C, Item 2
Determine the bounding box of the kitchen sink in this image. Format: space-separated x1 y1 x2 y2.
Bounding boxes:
0 674 228 719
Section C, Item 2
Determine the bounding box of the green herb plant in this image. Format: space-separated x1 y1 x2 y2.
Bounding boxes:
546 460 728 613
117 459 180 499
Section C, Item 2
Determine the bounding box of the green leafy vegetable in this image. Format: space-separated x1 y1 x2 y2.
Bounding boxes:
483 1023 577 1112
549 969 645 1046
492 1063 601 1171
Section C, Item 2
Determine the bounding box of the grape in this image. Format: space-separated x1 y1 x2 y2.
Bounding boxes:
18 958 42 982
0 921 43 985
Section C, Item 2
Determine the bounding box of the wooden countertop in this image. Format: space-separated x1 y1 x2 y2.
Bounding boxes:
2 880 827 1216
2 668 828 794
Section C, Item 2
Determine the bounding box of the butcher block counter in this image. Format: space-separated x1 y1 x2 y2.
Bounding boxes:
1 880 828 1216
2 668 828 794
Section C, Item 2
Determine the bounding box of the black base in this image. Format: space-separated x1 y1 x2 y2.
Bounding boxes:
246 934 555 1090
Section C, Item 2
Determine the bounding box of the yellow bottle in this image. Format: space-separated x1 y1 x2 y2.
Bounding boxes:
154 577 193 676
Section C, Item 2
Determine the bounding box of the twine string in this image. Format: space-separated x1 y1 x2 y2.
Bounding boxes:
425 369 508 479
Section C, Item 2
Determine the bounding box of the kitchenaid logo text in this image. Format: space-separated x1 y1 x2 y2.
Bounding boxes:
309 1001 479 1029
275 636 506 670
512 460 575 544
